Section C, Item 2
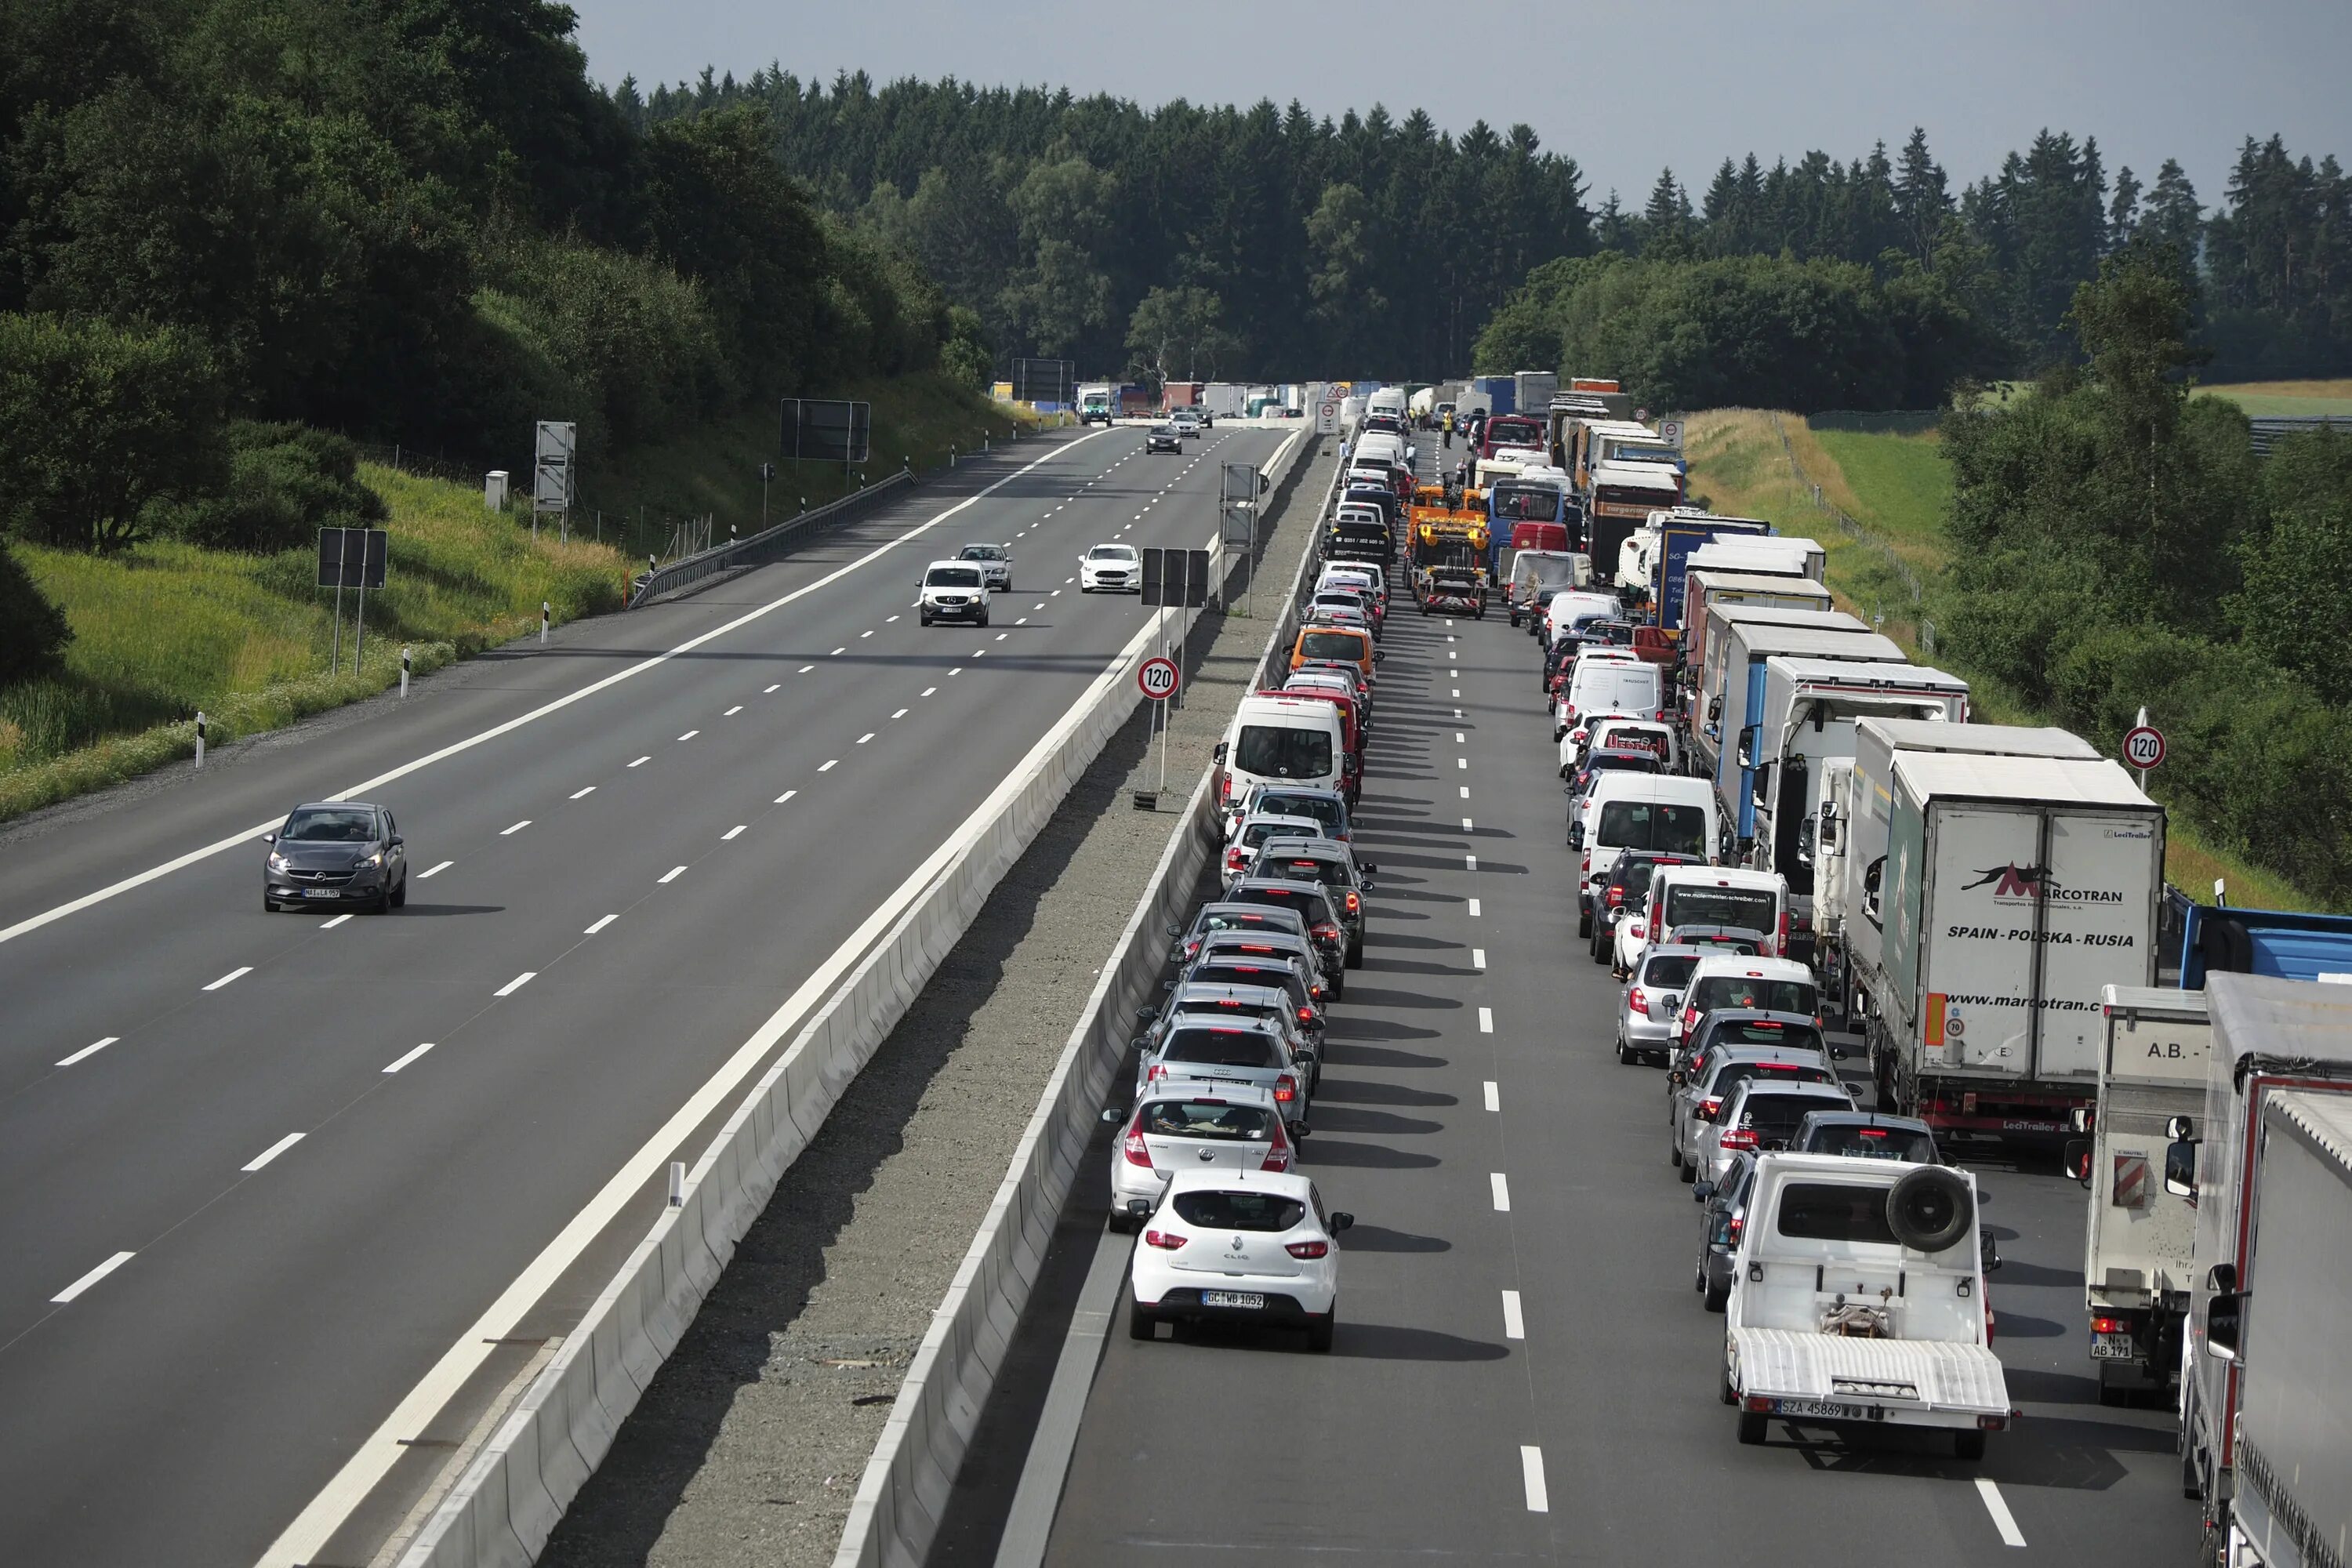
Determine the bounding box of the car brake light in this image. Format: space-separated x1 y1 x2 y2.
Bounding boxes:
1144 1229 1188 1250
2091 1315 2127 1334
1226 848 1247 870
1285 1240 1330 1259
1146 1063 1167 1083
1857 1127 1889 1139
1261 1123 1293 1172
1681 1004 1698 1032
1606 886 1624 907
1776 910 1789 957
1726 1215 1744 1242
1628 985 1649 1014
1720 1127 1759 1151
1312 924 1341 942
1273 1073 1298 1104
1123 1128 1154 1168
1581 854 1591 873
1345 890 1359 915
1297 1006 1315 1022
1699 1096 1722 1119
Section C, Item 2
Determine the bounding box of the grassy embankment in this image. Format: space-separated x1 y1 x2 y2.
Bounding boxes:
2199 379 2352 417
1681 409 2318 911
0 374 1025 824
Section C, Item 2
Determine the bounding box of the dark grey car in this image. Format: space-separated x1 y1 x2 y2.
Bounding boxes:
263 801 407 913
1247 838 1377 967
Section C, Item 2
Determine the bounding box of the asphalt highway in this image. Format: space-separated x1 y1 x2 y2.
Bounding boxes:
1036 560 2204 1564
0 420 1297 1568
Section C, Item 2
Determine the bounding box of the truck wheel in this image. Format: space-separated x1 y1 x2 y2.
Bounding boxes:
1737 1411 1768 1445
1953 1430 1987 1461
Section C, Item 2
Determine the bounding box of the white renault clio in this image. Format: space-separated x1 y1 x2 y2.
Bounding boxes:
1126 1169 1352 1351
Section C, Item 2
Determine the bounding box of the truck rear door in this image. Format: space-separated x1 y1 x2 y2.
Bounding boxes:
1918 804 2045 1080
2034 810 2162 1081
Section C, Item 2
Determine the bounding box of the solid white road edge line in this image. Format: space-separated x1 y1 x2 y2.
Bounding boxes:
1490 1173 1511 1211
0 430 1112 953
51 1251 135 1304
1520 1446 1548 1512
241 1133 305 1173
1976 1479 2027 1547
252 544 1189 1568
1501 1290 1524 1339
382 1044 435 1074
56 1036 120 1067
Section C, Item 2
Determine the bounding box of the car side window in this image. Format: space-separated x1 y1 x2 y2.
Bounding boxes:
1310 1185 1329 1228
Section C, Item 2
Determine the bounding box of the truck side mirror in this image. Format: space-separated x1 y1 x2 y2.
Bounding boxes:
1566 821 1585 849
2063 1138 2092 1186
1818 800 1840 852
1214 741 1229 764
2205 1290 2245 1362
2165 1138 2198 1200
1863 855 1886 924
1980 1229 2002 1272
1735 724 1759 771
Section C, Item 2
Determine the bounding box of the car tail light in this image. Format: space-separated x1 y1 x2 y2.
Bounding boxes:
1273 1073 1298 1104
1297 1005 1315 1023
1681 1004 1698 1035
1699 1096 1722 1120
1123 1128 1154 1168
1726 1215 1744 1243
1345 890 1360 915
1606 886 1624 907
1261 1124 1293 1172
1719 1127 1759 1151
2091 1315 2127 1335
1628 986 1649 1014
1776 910 1789 957
1312 924 1341 943
1285 1240 1330 1259
1225 848 1247 872
1144 1229 1188 1250
1581 855 1592 874
1856 1127 1889 1141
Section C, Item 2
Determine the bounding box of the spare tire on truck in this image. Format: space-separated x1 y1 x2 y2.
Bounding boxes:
1885 1166 1973 1252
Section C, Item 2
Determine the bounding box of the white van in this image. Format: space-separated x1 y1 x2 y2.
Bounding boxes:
1218 695 1348 818
1571 775 1718 932
1542 589 1620 646
1646 865 1791 958
1366 387 1407 423
1556 657 1665 742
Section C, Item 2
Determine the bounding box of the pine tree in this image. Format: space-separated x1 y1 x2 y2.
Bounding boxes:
1893 127 1951 267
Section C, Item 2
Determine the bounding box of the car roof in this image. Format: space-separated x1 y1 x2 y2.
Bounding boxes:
1232 877 1330 899
1088 543 1137 554
1727 1078 1853 1104
1688 955 1816 982
926 558 980 571
1657 865 1785 891
1798 1109 1933 1133
960 543 1004 554
1700 1043 1832 1074
1174 982 1288 1005
1163 1167 1314 1199
1162 1011 1284 1036
1142 1080 1278 1108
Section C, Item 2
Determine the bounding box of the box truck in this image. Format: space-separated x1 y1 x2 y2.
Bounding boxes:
1688 606 1869 782
2174 974 2352 1563
1706 625 1904 850
2060 985 2212 1407
1847 752 2165 1135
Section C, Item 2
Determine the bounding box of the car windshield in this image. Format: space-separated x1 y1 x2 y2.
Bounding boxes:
1708 1022 1826 1054
960 546 1002 561
1736 1093 1841 1143
1691 976 1817 1015
1198 909 1298 936
1265 855 1346 888
1713 1062 1835 1097
1173 1191 1306 1232
1298 631 1365 662
1667 886 1778 932
1526 561 1580 588
1597 801 1708 855
927 568 982 587
1234 724 1334 780
1160 1029 1280 1069
1640 953 1701 988
1144 1101 1274 1141
1805 1125 1939 1163
1492 485 1561 521
1777 1182 1903 1245
1089 547 1135 561
284 808 376 842
1242 818 1319 848
1235 884 1327 920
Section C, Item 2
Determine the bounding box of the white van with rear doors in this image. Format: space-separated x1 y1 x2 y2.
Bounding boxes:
1570 775 1718 937
1218 695 1348 821
1542 590 1620 647
1557 655 1666 742
1642 865 1791 961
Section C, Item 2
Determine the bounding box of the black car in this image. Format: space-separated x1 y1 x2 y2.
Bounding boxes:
1690 1150 1759 1312
1146 425 1181 453
263 800 408 913
1666 1010 1835 1085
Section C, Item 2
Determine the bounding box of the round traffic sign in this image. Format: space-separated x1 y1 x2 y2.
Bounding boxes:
2123 724 2166 771
1138 657 1181 701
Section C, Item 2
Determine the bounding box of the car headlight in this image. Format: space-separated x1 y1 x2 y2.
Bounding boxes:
267 852 288 871
359 850 383 868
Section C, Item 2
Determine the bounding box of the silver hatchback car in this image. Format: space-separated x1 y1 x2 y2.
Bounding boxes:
263 800 408 913
1617 946 1705 1065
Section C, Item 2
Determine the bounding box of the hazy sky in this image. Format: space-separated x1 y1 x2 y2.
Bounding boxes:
568 1 2352 209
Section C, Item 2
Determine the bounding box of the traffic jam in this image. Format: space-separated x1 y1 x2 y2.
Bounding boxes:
1105 379 2352 1565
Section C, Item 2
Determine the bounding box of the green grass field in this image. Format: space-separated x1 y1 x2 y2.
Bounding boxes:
2197 379 2352 417
1 372 1014 822
1682 408 2320 911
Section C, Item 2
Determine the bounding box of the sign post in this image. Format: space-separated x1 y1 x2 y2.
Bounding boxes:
1140 656 1181 795
535 420 577 542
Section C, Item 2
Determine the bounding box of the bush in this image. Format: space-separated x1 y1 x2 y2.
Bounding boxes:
0 539 70 686
158 422 387 552
0 311 227 550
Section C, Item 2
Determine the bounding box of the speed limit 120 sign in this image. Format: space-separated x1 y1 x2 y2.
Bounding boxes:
2123 724 2166 771
1138 656 1181 701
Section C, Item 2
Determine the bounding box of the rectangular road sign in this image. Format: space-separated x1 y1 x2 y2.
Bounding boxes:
315 527 387 590
782 398 873 463
534 420 576 513
1142 548 1210 608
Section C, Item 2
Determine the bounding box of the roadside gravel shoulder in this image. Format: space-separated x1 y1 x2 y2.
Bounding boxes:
537 437 1334 1567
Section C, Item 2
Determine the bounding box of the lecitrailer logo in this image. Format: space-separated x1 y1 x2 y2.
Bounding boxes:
1959 863 2123 905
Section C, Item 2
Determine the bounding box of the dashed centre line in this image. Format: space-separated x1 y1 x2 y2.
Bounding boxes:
241 1133 305 1173
493 971 535 996
891 708 909 719
724 705 742 716
419 860 453 878
1483 1080 1500 1111
570 786 595 800
52 1251 135 1305
382 1043 435 1074
1501 1290 1525 1338
1490 1173 1512 1211
818 760 838 772
584 914 618 934
658 866 686 884
1520 1446 1548 1512
628 757 649 769
721 825 746 840
1479 1006 1494 1033
501 820 532 835
856 733 875 745
677 730 698 742
56 1036 119 1068
320 913 353 929
203 967 252 992
1468 898 1483 917
1472 948 1487 971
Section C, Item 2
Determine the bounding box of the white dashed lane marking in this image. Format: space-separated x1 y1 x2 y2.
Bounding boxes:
584 914 617 934
1490 1173 1512 1211
774 790 797 804
1479 1007 1494 1033
657 866 686 884
203 967 252 992
1501 1290 1524 1338
501 820 531 835
56 1037 118 1068
1520 1446 1548 1512
383 1042 434 1073
721 826 746 840
494 972 535 996
1483 1080 1499 1111
570 786 595 800
51 1252 136 1305
321 914 353 930
241 1133 304 1173
418 860 452 878
628 757 648 769
818 760 838 772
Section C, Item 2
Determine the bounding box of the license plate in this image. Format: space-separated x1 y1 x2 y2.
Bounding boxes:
1774 1399 1862 1420
2092 1334 2135 1359
302 888 339 899
1202 1290 1265 1309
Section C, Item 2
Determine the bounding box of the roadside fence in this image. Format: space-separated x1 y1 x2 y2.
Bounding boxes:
1766 412 1928 627
628 471 916 606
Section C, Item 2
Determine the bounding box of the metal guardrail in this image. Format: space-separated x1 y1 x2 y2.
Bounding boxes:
628 470 917 607
2250 416 2352 456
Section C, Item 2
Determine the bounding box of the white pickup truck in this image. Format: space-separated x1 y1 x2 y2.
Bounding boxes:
1722 1152 2011 1459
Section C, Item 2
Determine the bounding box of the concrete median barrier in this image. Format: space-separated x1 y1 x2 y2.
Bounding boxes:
392 429 1317 1568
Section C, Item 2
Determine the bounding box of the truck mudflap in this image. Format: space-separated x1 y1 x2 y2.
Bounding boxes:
1732 1328 2010 1421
